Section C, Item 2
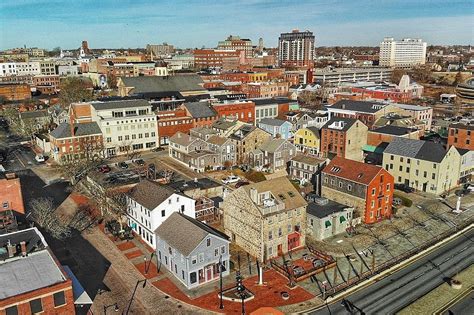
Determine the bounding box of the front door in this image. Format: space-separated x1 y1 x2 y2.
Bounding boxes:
277 244 283 256
422 182 427 192
206 266 212 281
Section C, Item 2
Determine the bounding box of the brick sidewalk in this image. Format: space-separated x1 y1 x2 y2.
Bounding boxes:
82 227 208 314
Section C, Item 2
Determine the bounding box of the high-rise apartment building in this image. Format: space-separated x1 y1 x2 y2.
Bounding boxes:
278 29 315 68
217 35 253 58
379 37 427 67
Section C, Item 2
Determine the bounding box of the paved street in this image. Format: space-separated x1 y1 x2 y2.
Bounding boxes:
307 226 474 314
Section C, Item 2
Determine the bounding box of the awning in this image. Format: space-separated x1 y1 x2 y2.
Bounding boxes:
340 216 346 223
362 144 385 154
62 265 93 305
325 220 332 228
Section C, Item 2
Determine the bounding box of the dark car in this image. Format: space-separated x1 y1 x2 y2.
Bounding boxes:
118 162 129 169
152 147 164 152
394 184 414 193
134 159 145 166
98 165 111 173
235 181 250 188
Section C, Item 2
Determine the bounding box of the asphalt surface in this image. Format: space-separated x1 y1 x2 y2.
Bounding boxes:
308 227 474 315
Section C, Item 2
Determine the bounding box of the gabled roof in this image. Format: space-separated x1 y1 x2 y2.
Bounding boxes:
323 156 385 186
384 138 448 163
128 179 178 210
291 154 326 165
20 110 49 119
329 100 389 113
169 132 196 147
90 99 150 110
184 102 217 118
120 74 206 94
155 212 229 256
258 118 290 127
307 199 350 219
259 138 288 153
50 122 102 139
241 177 307 212
207 135 229 146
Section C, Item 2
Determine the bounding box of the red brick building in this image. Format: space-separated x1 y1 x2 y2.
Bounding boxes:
212 100 255 123
322 157 394 224
33 75 60 95
0 174 25 215
242 82 289 99
366 126 421 147
0 83 31 101
0 228 76 315
157 108 194 145
193 49 244 71
351 87 412 103
448 123 473 151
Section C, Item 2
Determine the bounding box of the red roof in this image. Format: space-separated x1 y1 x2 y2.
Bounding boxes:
322 157 384 186
0 177 25 214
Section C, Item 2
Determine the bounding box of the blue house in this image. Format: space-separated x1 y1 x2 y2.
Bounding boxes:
257 118 293 139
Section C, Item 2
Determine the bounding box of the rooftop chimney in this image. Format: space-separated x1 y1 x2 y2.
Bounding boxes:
20 241 27 257
7 240 16 258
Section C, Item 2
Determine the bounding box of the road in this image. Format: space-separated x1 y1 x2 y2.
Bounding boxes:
308 227 474 315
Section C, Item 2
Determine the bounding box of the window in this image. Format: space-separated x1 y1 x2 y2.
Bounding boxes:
215 248 219 256
190 272 197 283
161 210 165 217
386 184 390 191
191 256 197 264
268 230 273 240
371 201 375 208
371 188 376 196
339 182 343 188
5 306 18 315
347 184 352 191
54 291 66 307
199 253 204 263
278 227 282 237
206 238 211 247
268 246 273 256
30 298 43 314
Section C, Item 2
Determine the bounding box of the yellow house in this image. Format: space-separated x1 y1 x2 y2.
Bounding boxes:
294 127 320 155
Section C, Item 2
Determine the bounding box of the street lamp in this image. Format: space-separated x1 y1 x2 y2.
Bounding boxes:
236 271 246 315
144 252 156 275
218 255 227 309
103 303 119 314
124 279 147 315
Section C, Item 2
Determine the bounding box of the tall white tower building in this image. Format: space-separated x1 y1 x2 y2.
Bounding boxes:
379 37 427 68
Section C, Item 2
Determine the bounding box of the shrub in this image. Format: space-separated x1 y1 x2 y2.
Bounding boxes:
394 193 413 207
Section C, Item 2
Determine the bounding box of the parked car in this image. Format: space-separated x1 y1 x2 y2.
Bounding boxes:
98 165 111 173
235 181 250 188
134 159 145 166
35 155 45 163
152 147 164 152
463 183 474 192
394 184 414 193
118 162 129 169
222 175 240 184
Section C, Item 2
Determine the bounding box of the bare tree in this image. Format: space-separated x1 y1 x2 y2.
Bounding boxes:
59 77 93 107
29 198 71 240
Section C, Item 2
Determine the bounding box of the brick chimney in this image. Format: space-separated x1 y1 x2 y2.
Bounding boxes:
20 241 27 256
7 241 16 258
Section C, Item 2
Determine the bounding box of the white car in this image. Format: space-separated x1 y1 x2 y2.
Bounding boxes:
222 175 240 185
35 155 45 163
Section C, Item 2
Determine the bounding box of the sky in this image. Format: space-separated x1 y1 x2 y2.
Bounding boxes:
1 0 473 50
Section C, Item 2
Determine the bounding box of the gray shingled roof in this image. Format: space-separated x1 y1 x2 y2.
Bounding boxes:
384 137 447 163
50 122 102 139
184 102 217 118
259 138 287 153
121 75 206 94
155 212 229 256
90 99 150 110
258 118 289 127
330 100 388 113
371 125 418 136
307 199 349 219
128 179 177 210
20 110 49 119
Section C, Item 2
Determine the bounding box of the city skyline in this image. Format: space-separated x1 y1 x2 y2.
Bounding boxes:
1 0 473 50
